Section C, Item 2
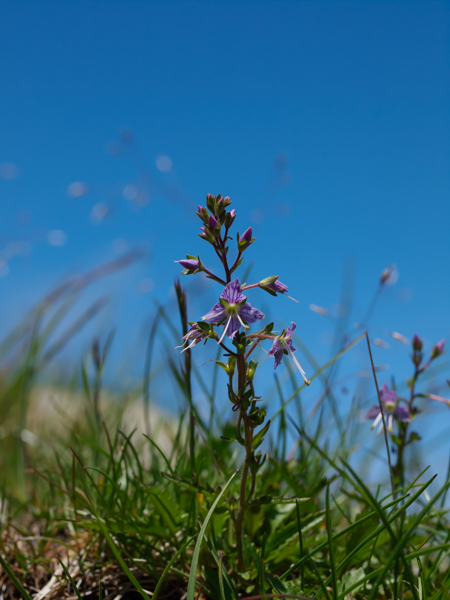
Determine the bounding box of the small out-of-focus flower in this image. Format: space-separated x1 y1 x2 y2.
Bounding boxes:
202 278 264 343
47 230 67 246
0 162 19 180
374 339 389 349
366 384 411 433
155 155 173 173
310 304 329 317
391 331 409 344
238 227 253 251
67 181 88 198
431 339 445 359
380 264 398 285
268 322 310 385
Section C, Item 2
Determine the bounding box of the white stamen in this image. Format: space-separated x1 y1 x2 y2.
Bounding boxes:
286 294 299 303
287 345 310 386
388 414 393 432
236 311 249 330
218 316 232 345
376 420 384 435
371 412 383 430
181 338 199 353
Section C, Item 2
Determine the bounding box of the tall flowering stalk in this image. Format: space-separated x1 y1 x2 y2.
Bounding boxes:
366 334 446 488
175 194 310 569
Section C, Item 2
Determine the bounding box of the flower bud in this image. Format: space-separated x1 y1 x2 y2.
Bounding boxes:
175 257 203 274
247 359 258 382
199 226 215 244
225 208 236 227
238 227 254 251
412 334 423 352
431 339 445 359
208 214 218 229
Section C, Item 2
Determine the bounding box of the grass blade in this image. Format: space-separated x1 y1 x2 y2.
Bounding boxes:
57 557 83 600
187 469 239 600
0 550 34 600
153 535 196 600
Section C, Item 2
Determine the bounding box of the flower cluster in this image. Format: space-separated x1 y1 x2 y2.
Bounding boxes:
175 193 310 385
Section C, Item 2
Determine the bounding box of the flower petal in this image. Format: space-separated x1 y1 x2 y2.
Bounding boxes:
202 302 226 323
285 322 297 338
379 383 397 405
274 347 284 369
395 405 411 422
365 405 381 419
220 278 246 305
239 303 265 324
268 339 280 358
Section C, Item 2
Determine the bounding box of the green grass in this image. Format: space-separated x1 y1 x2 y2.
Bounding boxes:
0 270 449 600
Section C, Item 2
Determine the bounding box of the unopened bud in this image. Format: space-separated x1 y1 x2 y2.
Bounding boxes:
238 227 254 251
431 339 445 359
412 334 423 352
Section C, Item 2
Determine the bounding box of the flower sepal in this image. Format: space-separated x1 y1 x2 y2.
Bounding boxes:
196 205 209 224
198 227 215 244
248 406 266 427
225 208 236 227
407 431 421 444
215 356 236 377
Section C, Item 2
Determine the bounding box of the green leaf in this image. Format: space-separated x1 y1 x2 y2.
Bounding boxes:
252 419 271 450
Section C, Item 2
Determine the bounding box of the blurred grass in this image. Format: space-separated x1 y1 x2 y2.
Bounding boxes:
0 261 449 599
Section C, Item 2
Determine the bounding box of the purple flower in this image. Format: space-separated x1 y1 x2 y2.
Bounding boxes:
202 278 264 343
179 323 207 352
175 258 201 273
268 322 310 385
365 384 411 433
238 227 253 251
431 339 445 359
230 209 236 219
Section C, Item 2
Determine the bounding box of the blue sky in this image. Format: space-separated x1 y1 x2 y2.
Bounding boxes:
1 1 449 469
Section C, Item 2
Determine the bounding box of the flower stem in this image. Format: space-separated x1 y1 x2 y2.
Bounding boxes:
234 353 254 571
